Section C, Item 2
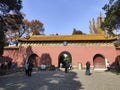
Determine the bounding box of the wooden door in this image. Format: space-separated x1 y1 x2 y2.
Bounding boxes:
94 56 105 68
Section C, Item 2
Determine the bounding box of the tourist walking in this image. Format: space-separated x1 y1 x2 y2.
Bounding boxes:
25 60 29 75
27 61 33 76
106 61 110 71
64 60 70 73
85 61 91 75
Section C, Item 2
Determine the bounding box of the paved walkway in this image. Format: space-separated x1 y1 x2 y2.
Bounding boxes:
0 69 120 90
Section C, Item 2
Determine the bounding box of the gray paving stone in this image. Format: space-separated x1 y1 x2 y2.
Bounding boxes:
0 69 120 90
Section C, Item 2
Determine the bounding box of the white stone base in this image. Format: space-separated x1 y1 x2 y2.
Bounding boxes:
94 68 107 71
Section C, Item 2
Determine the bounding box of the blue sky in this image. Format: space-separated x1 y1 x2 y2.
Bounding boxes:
22 0 108 35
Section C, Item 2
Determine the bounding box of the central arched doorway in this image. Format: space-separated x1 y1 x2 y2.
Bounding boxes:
58 51 72 68
93 54 106 69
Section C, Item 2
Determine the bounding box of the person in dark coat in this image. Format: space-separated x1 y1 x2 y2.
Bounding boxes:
86 61 91 75
64 60 69 73
25 62 29 75
27 61 33 76
8 60 12 69
25 59 29 75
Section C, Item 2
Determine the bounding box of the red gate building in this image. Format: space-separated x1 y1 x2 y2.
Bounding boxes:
2 34 120 70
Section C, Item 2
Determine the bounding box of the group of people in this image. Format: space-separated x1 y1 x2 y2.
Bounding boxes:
61 60 72 73
61 60 91 74
62 60 91 74
25 59 112 76
0 60 12 69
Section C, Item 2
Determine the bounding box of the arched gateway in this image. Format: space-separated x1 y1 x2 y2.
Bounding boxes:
58 51 72 68
27 53 39 66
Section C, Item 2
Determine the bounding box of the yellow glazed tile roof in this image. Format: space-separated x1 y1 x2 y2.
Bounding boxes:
4 46 19 49
18 34 118 41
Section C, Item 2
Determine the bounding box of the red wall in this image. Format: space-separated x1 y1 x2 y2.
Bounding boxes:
116 50 120 56
2 45 117 68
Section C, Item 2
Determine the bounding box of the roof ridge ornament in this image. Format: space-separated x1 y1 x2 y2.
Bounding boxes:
25 33 33 40
29 32 33 37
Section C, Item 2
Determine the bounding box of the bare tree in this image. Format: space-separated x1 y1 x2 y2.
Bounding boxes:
5 19 45 46
89 13 105 35
30 20 44 35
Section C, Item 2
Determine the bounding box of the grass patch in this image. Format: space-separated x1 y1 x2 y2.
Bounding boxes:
105 70 120 75
0 68 24 76
0 69 15 76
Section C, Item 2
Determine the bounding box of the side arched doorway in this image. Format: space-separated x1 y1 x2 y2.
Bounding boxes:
93 54 106 69
58 51 72 68
27 53 39 67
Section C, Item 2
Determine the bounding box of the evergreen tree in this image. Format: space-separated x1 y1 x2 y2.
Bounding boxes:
72 28 85 35
101 0 120 36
